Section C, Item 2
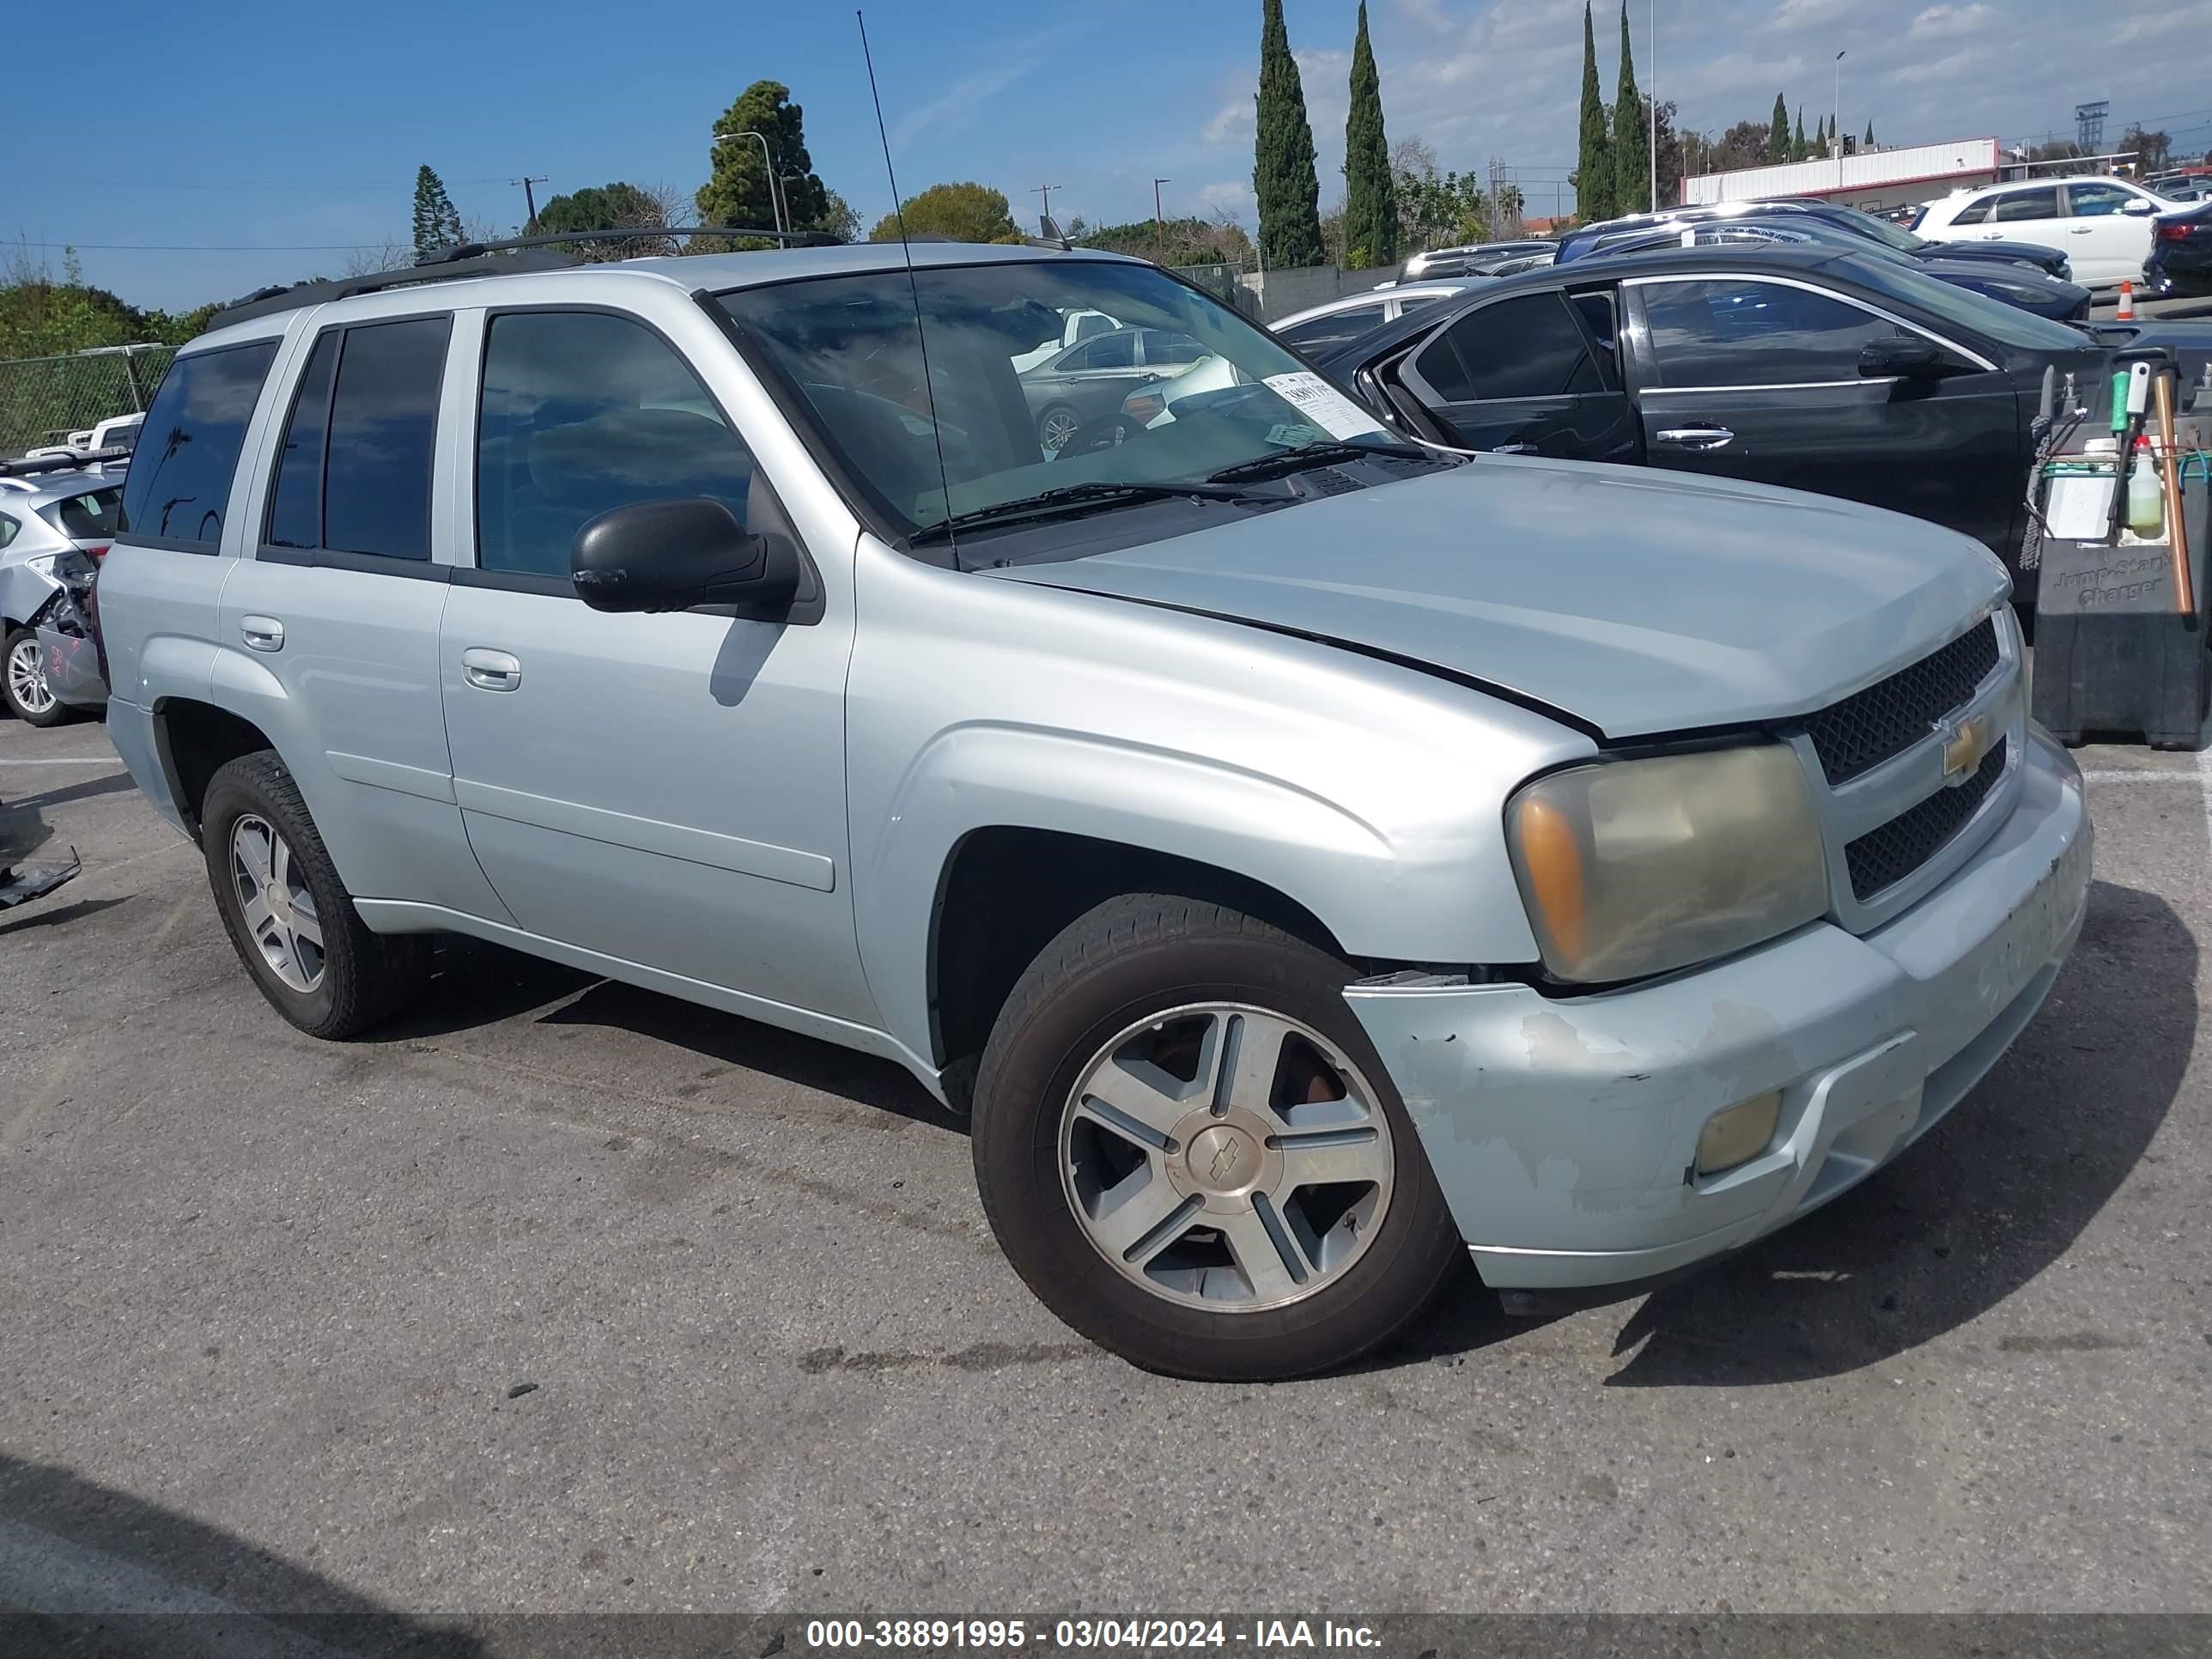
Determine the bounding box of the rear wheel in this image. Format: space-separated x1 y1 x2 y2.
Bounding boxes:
200 751 428 1038
1036 404 1082 454
971 895 1462 1381
3 628 71 726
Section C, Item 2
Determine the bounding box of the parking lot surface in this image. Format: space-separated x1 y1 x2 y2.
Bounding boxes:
3 709 2209 1623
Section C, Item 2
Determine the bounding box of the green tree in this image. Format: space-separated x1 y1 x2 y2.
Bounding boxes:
1575 2 1613 222
1340 2 1397 268
1864 118 1875 146
411 166 463 260
1254 0 1325 268
1768 94 1790 162
1611 2 1649 215
868 181 1018 243
1076 216 1254 265
1793 106 1807 160
818 189 861 245
696 81 831 234
535 182 672 259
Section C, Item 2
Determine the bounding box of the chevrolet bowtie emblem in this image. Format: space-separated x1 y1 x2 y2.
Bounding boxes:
1942 714 1993 781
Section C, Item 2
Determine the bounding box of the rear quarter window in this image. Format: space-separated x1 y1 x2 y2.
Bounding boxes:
44 488 123 539
118 339 281 551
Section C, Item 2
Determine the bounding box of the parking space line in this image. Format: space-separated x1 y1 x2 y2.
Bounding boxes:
2080 769 2211 784
0 757 125 767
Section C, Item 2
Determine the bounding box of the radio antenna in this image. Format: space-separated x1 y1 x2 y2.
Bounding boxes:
858 9 959 564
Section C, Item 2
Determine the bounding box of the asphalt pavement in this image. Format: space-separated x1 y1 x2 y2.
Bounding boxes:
3 707 2209 1634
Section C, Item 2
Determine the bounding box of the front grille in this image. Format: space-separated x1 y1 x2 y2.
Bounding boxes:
1803 619 2000 785
1844 737 2008 900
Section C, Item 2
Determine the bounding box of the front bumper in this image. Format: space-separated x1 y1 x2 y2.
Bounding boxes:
1346 726 2091 1291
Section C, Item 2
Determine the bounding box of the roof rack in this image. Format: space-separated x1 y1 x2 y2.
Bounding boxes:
0 448 130 480
209 226 842 331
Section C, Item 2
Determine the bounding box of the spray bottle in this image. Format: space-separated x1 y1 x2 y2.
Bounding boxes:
2128 434 2166 536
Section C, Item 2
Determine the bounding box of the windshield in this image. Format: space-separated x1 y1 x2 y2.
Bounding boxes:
1817 207 1923 253
1844 255 2087 352
717 258 1395 542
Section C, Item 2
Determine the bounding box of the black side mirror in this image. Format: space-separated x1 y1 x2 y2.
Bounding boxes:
1860 336 1943 379
570 498 799 614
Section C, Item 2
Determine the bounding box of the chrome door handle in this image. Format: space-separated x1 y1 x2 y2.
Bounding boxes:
2070 226 2094 234
240 615 284 652
460 647 521 691
1655 426 1734 450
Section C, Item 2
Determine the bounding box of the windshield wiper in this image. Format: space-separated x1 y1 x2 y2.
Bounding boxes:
1205 440 1434 483
909 479 1266 543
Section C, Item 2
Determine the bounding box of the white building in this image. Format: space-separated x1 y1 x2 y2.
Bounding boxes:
1682 138 2001 214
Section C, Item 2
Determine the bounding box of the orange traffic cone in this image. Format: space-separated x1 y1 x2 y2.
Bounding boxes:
2117 279 2136 319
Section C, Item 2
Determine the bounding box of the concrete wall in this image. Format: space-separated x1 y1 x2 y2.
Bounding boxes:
1237 264 1401 323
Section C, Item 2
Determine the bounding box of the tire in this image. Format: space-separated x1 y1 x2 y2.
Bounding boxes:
3 628 73 726
971 895 1462 1381
199 750 429 1038
1036 404 1082 454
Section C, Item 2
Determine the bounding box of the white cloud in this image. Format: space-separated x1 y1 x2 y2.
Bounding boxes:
1887 47 1974 83
2114 1 2212 41
1767 0 1850 29
1202 97 1253 145
1908 3 1993 38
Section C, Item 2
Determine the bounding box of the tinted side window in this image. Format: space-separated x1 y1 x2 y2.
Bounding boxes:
1279 305 1386 351
1145 331 1203 366
2066 182 2134 217
1416 294 1603 401
322 317 449 561
476 310 754 580
0 515 16 550
118 340 279 550
264 331 338 550
46 488 123 538
1947 199 1990 227
1642 279 1905 387
1090 331 1137 369
1989 187 2059 222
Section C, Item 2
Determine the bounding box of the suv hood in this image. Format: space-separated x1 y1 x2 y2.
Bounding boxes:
988 459 2009 738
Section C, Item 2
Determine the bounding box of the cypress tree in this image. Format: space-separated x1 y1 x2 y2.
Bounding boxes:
1794 106 1807 159
1864 118 1875 145
1768 94 1790 162
1576 3 1612 223
1341 3 1396 268
1612 2 1648 215
411 166 462 259
1254 0 1325 268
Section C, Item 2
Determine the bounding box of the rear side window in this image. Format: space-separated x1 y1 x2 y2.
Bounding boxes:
475 310 755 580
1413 293 1607 401
44 489 122 539
1989 187 2059 223
1947 199 1990 227
264 319 448 561
118 339 279 550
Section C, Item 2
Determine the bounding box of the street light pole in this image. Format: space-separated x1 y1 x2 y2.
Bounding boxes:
1649 0 1659 211
1152 177 1171 261
1833 50 1846 180
714 129 785 233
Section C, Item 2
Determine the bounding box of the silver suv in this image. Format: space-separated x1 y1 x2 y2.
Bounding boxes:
94 241 2091 1380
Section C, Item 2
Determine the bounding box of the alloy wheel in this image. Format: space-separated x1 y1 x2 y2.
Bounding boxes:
1058 1003 1395 1312
229 813 325 994
6 636 55 716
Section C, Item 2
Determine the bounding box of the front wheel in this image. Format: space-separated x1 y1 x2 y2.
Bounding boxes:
3 628 71 726
971 896 1462 1381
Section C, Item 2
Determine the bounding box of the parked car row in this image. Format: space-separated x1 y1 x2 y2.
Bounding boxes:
0 459 123 724
1913 174 2181 287
83 234 2091 1381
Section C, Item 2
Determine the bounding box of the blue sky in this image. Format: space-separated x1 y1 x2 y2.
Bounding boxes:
13 0 2212 312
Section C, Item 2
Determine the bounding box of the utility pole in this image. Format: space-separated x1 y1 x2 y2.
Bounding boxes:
1152 178 1171 261
1033 183 1061 230
510 175 549 234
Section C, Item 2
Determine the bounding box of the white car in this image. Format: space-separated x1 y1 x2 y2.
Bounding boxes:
21 411 141 466
1269 283 1473 355
1916 177 2177 287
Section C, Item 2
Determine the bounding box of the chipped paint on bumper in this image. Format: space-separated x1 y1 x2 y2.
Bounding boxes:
1346 726 2091 1291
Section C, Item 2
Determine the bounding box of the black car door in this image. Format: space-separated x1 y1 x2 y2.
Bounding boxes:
1392 288 1640 463
1623 272 2024 557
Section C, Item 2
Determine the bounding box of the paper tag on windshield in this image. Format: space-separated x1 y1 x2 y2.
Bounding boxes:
1261 371 1385 441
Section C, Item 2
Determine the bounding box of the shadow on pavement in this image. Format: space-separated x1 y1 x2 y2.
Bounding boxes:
0 1450 482 1656
369 936 959 1133
1603 878 2192 1386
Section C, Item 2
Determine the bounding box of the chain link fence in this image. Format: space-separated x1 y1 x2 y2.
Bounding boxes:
0 343 175 458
